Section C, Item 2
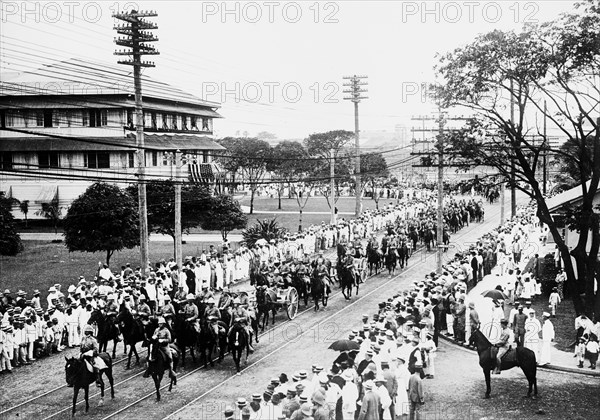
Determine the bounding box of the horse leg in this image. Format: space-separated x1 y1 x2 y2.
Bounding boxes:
98 375 105 407
112 340 117 359
84 385 89 413
271 309 276 325
72 386 80 417
134 346 140 366
153 374 161 401
126 346 133 369
484 368 491 398
107 369 115 399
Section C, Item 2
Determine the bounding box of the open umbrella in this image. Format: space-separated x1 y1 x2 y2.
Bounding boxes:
328 339 360 352
481 289 509 300
255 238 268 246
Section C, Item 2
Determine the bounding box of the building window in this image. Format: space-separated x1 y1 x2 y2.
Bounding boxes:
151 151 158 166
202 118 210 131
190 116 198 130
44 110 53 127
128 152 135 168
162 114 169 130
172 114 178 130
85 152 110 169
151 112 158 130
36 111 44 127
66 110 73 127
127 109 134 129
202 150 209 163
0 111 5 128
181 115 188 131
39 152 59 168
89 110 107 127
0 152 13 169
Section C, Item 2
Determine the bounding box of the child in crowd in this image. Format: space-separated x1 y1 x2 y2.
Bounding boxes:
575 336 587 368
586 335 599 370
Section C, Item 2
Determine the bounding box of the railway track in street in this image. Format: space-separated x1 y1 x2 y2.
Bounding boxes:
1 196 511 420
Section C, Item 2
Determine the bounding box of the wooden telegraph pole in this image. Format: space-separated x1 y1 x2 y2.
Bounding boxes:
343 75 368 217
113 10 159 275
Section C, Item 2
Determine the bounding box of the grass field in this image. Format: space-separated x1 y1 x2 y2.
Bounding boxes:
3 195 387 297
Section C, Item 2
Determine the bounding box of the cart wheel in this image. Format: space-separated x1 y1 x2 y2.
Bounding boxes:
286 287 299 320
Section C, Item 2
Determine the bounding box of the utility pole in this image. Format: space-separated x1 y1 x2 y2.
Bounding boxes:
175 150 183 271
330 148 336 225
343 75 368 217
436 109 445 275
510 79 516 218
543 100 547 195
113 10 159 276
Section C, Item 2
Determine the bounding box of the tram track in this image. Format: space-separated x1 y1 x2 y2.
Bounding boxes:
4 196 510 419
0 343 146 417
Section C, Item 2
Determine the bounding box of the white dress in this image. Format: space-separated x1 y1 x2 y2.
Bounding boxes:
540 320 555 365
395 364 410 416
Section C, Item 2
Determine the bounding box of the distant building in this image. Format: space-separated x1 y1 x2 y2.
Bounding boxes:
0 58 224 219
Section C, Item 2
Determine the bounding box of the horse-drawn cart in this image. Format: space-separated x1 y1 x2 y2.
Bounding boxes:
274 286 299 319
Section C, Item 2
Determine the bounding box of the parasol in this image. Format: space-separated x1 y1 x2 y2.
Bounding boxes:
328 339 360 352
481 289 509 300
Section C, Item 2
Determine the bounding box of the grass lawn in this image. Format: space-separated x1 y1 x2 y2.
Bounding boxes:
3 196 389 298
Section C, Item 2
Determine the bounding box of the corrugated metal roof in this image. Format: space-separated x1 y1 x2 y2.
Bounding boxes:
0 58 221 110
546 181 590 213
0 134 226 152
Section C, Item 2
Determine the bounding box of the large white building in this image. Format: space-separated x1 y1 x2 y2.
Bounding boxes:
0 58 224 219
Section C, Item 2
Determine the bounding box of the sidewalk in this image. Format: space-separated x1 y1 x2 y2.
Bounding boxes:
464 225 600 377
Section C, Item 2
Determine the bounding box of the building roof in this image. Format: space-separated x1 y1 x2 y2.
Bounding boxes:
546 180 593 213
0 134 226 152
0 58 221 110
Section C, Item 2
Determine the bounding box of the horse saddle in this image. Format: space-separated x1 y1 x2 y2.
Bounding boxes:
491 346 518 364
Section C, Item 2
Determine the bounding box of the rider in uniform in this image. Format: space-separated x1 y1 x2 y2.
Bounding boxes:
133 295 152 327
80 325 107 387
314 260 331 295
159 295 176 329
105 294 121 342
146 317 176 379
229 297 254 353
182 294 200 333
494 319 514 374
204 297 221 336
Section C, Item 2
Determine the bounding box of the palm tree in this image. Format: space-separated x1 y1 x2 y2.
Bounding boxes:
19 200 30 228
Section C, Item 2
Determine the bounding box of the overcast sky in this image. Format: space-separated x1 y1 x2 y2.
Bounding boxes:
0 1 576 139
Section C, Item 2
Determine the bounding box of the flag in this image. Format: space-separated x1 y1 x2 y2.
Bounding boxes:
189 162 215 184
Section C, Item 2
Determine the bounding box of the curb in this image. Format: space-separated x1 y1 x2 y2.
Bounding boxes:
438 333 600 377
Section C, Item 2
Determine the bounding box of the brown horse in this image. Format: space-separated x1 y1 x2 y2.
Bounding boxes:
469 329 538 399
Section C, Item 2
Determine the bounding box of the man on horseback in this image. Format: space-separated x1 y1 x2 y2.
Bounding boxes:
204 297 221 337
182 294 200 334
494 319 514 374
80 325 107 387
133 295 151 326
105 294 121 342
149 317 176 379
229 297 254 353
159 295 175 329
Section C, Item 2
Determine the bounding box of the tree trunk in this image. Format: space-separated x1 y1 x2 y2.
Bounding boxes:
298 209 303 233
277 188 282 210
106 250 113 266
222 230 228 241
250 188 256 214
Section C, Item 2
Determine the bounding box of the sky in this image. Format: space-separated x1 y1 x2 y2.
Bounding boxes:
0 0 578 140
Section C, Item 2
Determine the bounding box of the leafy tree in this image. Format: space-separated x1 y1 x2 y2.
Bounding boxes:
201 194 247 240
63 182 139 265
0 192 23 256
35 198 62 234
242 219 288 248
360 152 389 209
127 180 213 252
554 136 595 187
435 1 600 316
268 141 307 209
19 200 29 228
216 137 272 214
304 130 355 212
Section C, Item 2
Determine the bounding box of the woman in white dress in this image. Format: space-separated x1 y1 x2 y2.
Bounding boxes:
394 356 410 417
524 310 541 360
